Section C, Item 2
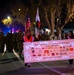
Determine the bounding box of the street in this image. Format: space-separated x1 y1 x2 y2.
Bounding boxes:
0 51 74 75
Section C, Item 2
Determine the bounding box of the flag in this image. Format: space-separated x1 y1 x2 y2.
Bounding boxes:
35 8 40 37
25 15 31 31
36 8 41 28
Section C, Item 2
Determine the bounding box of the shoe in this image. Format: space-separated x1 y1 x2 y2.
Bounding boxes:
27 63 31 67
28 65 31 67
25 63 27 66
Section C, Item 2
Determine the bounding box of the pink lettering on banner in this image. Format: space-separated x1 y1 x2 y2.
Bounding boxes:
23 39 74 63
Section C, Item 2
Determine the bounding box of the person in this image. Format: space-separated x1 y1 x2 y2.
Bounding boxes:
40 31 50 41
16 30 23 58
33 34 39 41
67 31 74 65
5 31 14 52
61 33 67 39
13 33 18 52
23 30 34 67
0 31 5 53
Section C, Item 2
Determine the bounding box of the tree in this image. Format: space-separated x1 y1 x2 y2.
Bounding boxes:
9 0 74 38
39 0 74 38
39 0 56 35
9 0 28 25
55 0 74 39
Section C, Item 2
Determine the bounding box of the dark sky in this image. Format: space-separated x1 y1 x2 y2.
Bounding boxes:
0 0 26 20
0 0 10 9
0 0 26 10
0 0 15 20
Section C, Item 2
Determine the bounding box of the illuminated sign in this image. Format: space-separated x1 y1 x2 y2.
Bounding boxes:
23 39 74 63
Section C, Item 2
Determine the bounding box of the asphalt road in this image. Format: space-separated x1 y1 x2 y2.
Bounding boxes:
0 51 74 75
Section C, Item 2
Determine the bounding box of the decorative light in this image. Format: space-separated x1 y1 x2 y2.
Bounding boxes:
2 16 12 25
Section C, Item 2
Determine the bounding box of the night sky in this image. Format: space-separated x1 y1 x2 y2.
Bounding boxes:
0 0 8 8
0 0 27 20
0 0 11 20
0 0 12 11
0 0 25 20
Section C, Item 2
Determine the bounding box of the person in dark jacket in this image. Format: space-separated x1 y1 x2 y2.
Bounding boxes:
16 30 23 58
67 31 74 65
0 32 5 53
5 31 14 52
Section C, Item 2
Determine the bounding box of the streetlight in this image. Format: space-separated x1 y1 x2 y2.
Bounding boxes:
7 16 12 24
7 16 10 19
18 9 21 11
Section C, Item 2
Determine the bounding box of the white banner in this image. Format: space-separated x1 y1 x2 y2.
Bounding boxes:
23 39 74 63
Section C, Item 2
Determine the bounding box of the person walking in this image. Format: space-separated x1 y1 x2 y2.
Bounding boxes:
16 30 23 58
23 30 34 67
0 31 5 53
5 31 14 52
67 31 74 65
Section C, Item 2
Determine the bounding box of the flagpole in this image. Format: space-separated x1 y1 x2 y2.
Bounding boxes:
35 7 41 38
25 15 31 32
